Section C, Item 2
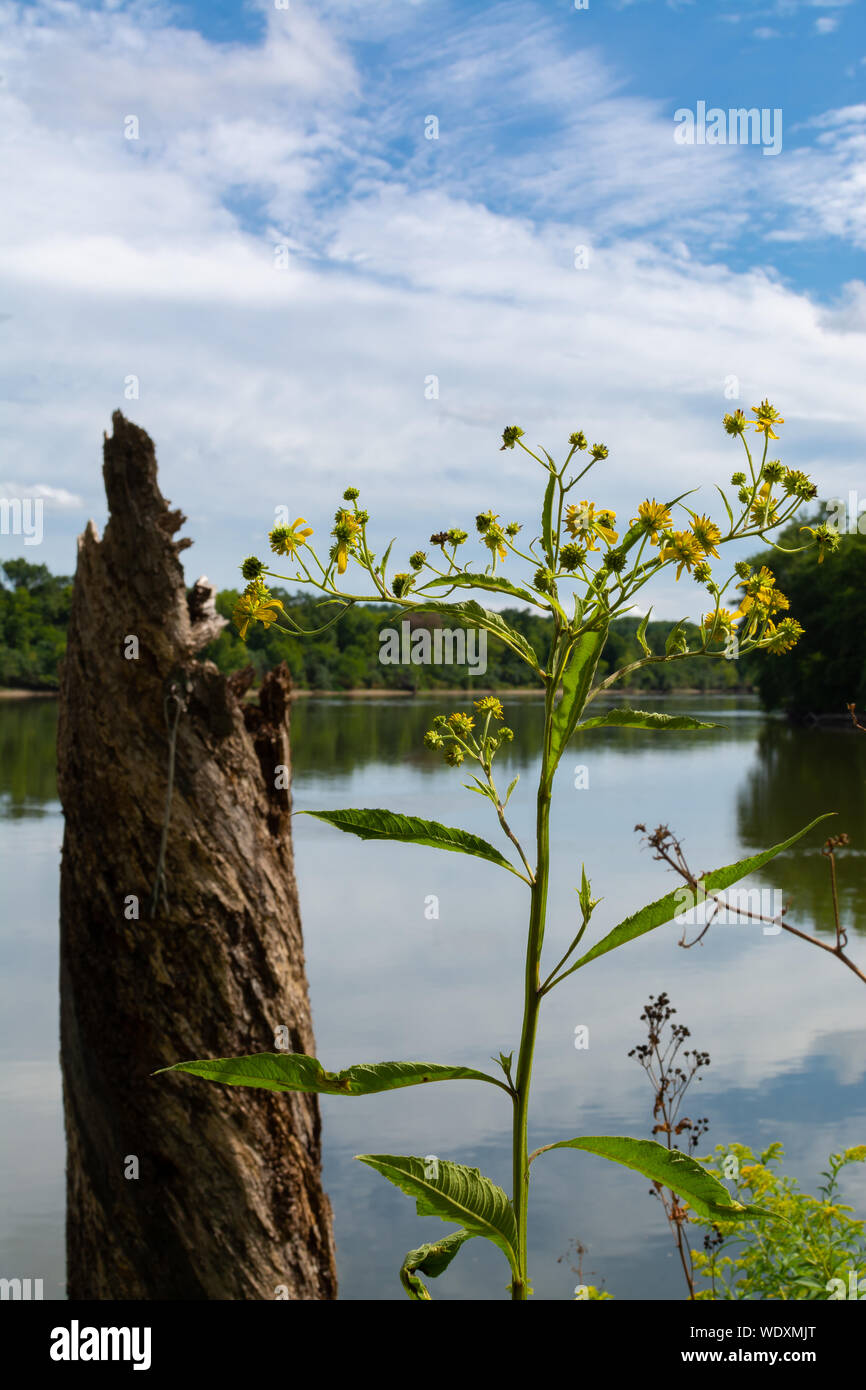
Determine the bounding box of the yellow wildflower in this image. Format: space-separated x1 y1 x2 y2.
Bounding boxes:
737 566 776 605
269 517 314 557
474 696 504 720
752 399 784 440
484 524 508 564
232 582 284 641
632 498 672 545
565 501 618 550
331 509 362 575
690 514 722 558
702 608 737 638
749 482 780 528
762 618 804 654
660 529 703 580
800 523 841 563
447 712 475 734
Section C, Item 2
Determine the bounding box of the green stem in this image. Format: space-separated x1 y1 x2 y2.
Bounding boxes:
510 652 558 1298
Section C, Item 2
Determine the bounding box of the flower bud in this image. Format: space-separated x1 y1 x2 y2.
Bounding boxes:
723 410 747 436
559 543 587 572
241 555 265 581
500 425 525 450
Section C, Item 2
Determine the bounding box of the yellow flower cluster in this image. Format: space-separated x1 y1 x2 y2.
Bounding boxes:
702 567 802 655
232 580 284 640
564 501 618 550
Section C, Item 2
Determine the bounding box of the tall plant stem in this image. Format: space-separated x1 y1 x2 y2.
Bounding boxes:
510 658 558 1299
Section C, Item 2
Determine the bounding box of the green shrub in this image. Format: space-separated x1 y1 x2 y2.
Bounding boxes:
693 1142 866 1300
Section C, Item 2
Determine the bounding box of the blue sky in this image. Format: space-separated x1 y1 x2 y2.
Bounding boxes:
1 0 865 617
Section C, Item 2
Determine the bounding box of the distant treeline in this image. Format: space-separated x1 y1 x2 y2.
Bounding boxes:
0 560 72 690
746 519 866 719
3 532 862 715
202 588 750 694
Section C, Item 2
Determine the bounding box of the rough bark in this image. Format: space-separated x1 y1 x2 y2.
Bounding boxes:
57 410 337 1300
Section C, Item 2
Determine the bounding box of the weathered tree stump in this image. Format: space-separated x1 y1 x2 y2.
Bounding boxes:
57 411 337 1300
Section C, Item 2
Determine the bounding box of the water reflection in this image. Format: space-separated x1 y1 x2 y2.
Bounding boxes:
0 699 58 814
736 721 866 935
290 693 866 933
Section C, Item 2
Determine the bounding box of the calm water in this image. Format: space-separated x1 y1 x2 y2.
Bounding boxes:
1 693 865 1300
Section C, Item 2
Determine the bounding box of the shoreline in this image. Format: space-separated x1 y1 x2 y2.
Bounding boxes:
1 684 754 701
289 685 756 699
0 688 59 700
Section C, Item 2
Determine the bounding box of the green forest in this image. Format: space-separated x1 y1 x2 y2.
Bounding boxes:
0 560 72 690
2 525 863 715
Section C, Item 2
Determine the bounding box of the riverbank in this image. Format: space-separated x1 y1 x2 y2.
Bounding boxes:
0 688 59 699
2 684 755 701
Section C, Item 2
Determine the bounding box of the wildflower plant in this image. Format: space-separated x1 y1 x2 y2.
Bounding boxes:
162 402 834 1300
693 1144 866 1300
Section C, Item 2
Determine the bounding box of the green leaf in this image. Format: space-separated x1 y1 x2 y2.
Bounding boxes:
357 1154 519 1272
549 625 609 768
379 538 396 578
504 775 519 807
636 608 652 656
407 598 542 673
462 777 494 800
716 485 734 532
425 572 545 611
533 1137 771 1222
577 706 718 733
299 807 525 878
399 1230 472 1300
157 1054 508 1095
665 617 690 655
541 471 557 565
568 813 835 972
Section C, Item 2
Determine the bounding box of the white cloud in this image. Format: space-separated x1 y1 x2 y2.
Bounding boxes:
0 483 83 508
815 15 839 31
773 0 854 10
0 0 865 618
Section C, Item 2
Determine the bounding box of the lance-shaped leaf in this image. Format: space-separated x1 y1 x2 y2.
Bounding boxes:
378 538 396 579
636 608 652 656
298 808 525 878
157 1054 509 1095
531 1137 771 1222
665 617 690 655
425 572 547 613
405 598 542 673
357 1154 519 1272
399 1229 472 1300
541 470 557 565
565 813 835 974
577 706 719 733
549 625 609 769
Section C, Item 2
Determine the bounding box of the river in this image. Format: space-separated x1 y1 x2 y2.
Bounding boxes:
1 693 864 1300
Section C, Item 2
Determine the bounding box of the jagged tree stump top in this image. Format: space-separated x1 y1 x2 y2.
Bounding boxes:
57 411 337 1300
